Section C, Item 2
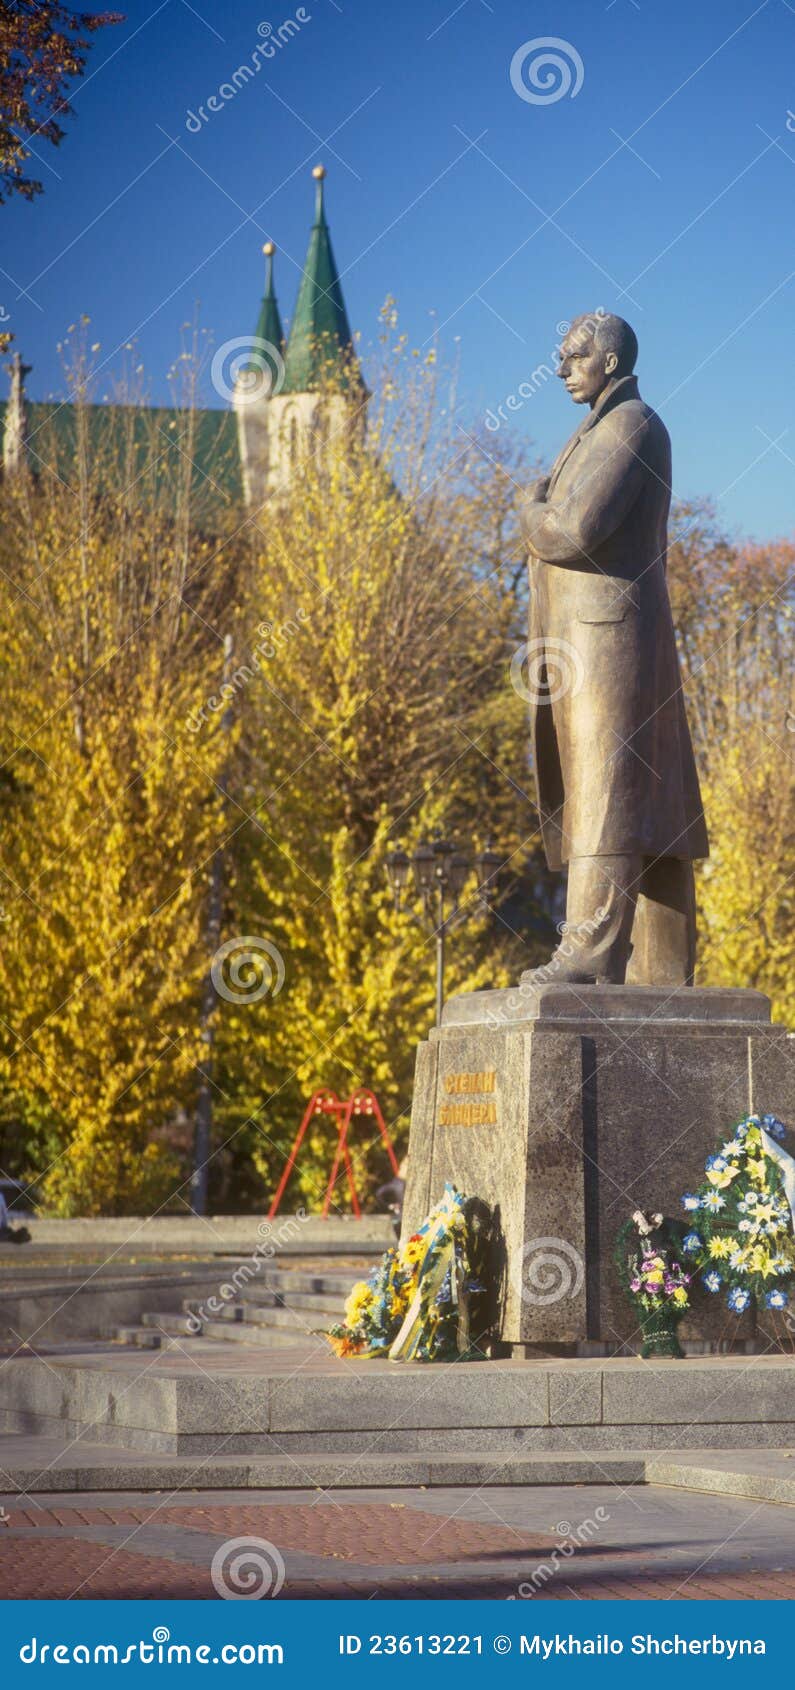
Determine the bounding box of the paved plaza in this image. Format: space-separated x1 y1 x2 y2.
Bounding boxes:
3 1482 795 1600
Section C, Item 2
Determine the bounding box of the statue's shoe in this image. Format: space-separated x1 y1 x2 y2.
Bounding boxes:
519 944 630 987
519 950 598 987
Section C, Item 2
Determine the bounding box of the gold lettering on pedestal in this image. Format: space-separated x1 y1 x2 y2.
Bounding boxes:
437 1069 498 1127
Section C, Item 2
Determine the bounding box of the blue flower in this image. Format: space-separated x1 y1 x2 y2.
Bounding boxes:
681 1193 701 1211
762 1114 787 1142
703 1270 723 1293
727 1287 751 1313
706 1154 728 1173
765 1288 789 1309
682 1232 702 1255
702 1191 726 1213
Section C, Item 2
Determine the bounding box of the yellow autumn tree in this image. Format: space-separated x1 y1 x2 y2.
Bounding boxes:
190 330 550 1209
0 322 551 1215
668 509 795 1023
0 333 238 1213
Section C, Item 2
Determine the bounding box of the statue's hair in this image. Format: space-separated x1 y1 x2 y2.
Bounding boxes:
569 310 638 377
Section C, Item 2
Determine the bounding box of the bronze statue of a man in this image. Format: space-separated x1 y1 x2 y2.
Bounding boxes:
520 312 708 987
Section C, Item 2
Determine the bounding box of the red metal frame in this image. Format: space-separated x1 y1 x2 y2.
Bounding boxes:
267 1087 399 1220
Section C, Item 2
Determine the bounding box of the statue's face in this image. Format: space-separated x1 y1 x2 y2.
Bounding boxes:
557 327 617 404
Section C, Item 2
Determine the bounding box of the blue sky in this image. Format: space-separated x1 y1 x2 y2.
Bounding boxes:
4 0 795 538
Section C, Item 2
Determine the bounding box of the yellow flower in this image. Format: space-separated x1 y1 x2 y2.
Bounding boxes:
745 1127 762 1150
672 1287 688 1307
707 1167 738 1189
747 1159 768 1184
400 1236 426 1268
645 1269 664 1286
709 1237 731 1259
344 1281 374 1324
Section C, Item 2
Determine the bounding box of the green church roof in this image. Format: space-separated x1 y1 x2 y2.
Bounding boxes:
0 398 243 516
281 167 358 394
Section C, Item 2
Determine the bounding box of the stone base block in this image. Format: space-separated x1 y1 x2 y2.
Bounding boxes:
2 1347 794 1456
401 983 794 1349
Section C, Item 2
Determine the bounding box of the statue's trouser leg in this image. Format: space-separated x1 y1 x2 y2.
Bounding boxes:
561 854 640 983
625 856 696 987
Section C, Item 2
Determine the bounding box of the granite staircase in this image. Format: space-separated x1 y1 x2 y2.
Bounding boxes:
111 1265 349 1354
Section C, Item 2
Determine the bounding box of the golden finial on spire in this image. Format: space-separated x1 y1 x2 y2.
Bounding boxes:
312 164 326 180
262 241 275 256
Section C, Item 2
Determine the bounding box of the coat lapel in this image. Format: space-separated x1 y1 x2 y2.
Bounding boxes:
548 377 639 493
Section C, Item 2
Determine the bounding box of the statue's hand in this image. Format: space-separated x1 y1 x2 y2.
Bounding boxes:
519 478 550 552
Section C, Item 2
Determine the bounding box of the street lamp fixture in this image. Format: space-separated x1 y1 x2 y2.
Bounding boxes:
386 831 501 1027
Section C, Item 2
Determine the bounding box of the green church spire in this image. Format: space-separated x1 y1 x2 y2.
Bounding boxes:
253 241 284 360
282 166 357 393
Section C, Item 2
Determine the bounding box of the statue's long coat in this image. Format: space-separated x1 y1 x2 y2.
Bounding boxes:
522 375 708 869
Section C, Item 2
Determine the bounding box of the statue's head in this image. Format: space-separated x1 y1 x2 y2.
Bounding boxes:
557 311 638 405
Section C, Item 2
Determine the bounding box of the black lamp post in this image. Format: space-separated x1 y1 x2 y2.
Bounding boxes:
386 834 501 1028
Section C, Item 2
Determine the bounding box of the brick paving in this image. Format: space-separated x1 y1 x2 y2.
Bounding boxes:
3 1487 795 1600
3 1501 558 1566
2 1534 795 1600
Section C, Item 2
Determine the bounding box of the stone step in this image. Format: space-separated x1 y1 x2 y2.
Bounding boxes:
243 1269 363 1299
237 1300 340 1329
140 1312 198 1337
183 1291 345 1321
200 1319 328 1351
112 1326 162 1349
195 1305 325 1333
5 1350 795 1459
3 1438 795 1504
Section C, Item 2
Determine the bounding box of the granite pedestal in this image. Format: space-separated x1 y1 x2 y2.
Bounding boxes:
401 984 794 1353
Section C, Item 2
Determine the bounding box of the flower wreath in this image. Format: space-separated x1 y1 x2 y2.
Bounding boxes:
325 1183 490 1362
680 1113 795 1317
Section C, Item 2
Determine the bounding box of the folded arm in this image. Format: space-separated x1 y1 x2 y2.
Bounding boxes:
522 414 648 566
